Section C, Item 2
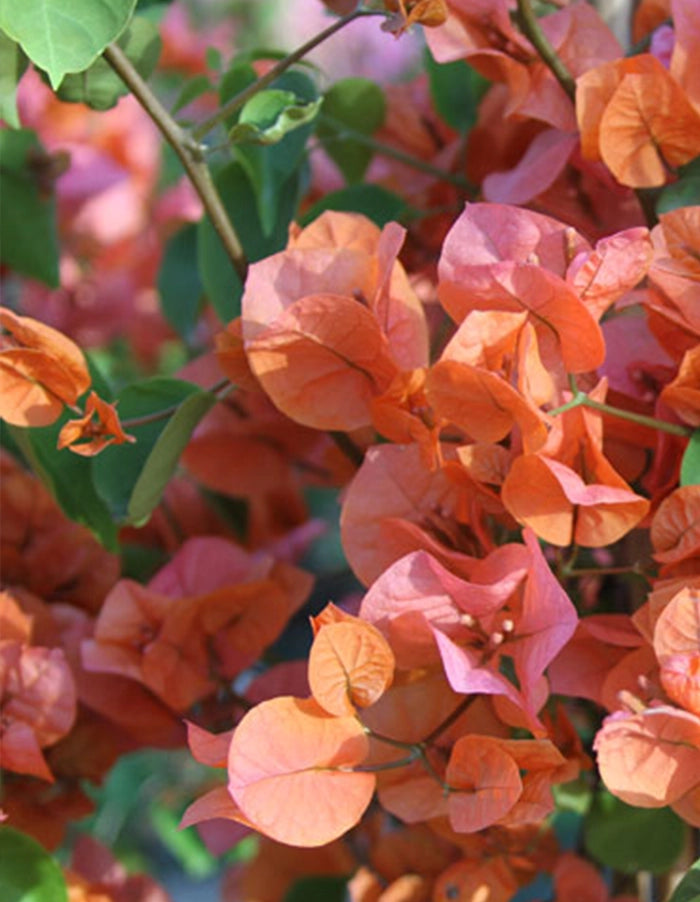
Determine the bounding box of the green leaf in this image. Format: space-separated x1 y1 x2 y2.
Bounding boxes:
158 223 202 339
0 129 60 285
53 15 161 111
0 31 28 127
317 77 385 184
0 827 67 902
7 418 119 550
230 89 321 145
300 183 407 227
92 377 215 525
283 875 350 902
424 47 487 133
681 429 700 487
0 0 137 89
127 389 217 524
233 70 317 235
584 791 685 875
667 859 700 902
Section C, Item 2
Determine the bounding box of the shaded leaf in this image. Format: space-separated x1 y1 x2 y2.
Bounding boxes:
318 77 386 183
0 130 60 286
585 791 685 874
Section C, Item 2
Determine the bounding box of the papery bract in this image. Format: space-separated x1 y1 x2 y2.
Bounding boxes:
228 695 374 847
0 306 91 426
308 616 395 716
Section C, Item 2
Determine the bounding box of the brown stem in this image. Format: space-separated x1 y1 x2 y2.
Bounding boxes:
103 43 247 282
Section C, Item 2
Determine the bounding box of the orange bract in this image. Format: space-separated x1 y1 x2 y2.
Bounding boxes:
309 617 395 716
57 391 136 456
228 695 374 847
577 54 700 187
0 306 91 427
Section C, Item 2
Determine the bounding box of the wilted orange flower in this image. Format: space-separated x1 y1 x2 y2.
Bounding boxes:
384 0 448 35
57 391 135 457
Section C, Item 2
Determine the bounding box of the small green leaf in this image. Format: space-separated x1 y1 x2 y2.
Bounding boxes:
158 223 202 339
0 0 137 89
91 378 213 525
230 89 321 145
681 429 700 487
0 827 67 902
283 875 350 902
300 183 407 227
667 859 700 902
0 30 28 127
127 389 217 525
584 791 685 875
218 60 257 128
53 15 161 111
0 129 60 286
424 47 487 133
317 77 385 184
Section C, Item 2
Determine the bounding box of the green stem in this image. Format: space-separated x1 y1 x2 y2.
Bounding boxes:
317 114 475 191
548 392 692 437
330 431 365 467
355 752 420 773
191 7 385 142
119 379 232 430
102 44 247 282
515 0 576 101
364 728 416 751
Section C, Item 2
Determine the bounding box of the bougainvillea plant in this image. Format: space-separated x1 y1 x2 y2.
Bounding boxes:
1 0 699 900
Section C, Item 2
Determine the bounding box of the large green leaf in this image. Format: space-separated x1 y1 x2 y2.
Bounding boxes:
0 129 60 286
53 15 160 110
0 31 27 127
668 859 700 902
8 417 119 551
0 0 137 89
91 377 216 525
0 827 67 902
584 792 685 875
317 77 385 184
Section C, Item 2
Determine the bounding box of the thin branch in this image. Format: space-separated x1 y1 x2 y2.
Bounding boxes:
548 392 692 437
119 379 232 430
515 0 576 101
317 114 475 191
191 7 386 142
103 43 247 282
